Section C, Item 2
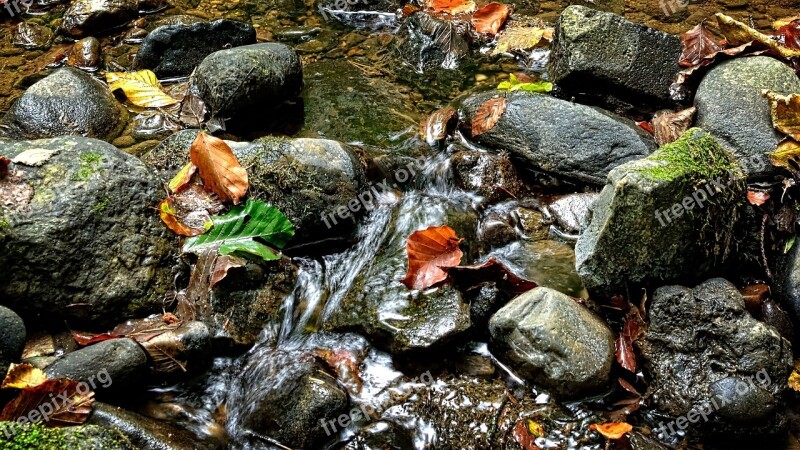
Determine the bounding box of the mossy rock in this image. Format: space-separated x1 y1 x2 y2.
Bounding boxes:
0 423 134 450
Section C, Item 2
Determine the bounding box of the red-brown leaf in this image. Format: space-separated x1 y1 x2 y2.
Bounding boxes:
210 254 247 288
653 107 697 146
70 331 120 346
424 0 475 14
747 190 771 206
471 97 507 137
401 225 464 290
680 23 724 68
776 19 800 50
616 307 645 373
190 131 249 205
449 257 537 295
472 2 511 35
513 420 542 450
636 121 654 135
0 378 95 426
0 156 10 179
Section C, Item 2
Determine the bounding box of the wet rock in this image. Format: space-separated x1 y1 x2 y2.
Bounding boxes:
393 12 470 72
140 129 200 181
569 0 624 14
89 403 218 450
774 241 800 323
761 298 794 343
0 137 175 326
325 194 477 353
193 43 303 122
229 348 349 449
695 56 800 180
457 91 656 185
13 22 53 50
0 68 128 142
487 240 586 298
489 287 614 396
135 19 256 77
0 422 134 449
60 0 139 38
343 421 415 450
144 321 213 378
479 200 548 249
548 5 682 105
450 151 528 204
318 0 401 29
0 306 25 374
44 339 147 394
66 37 101 69
547 193 598 234
575 129 745 298
641 278 792 436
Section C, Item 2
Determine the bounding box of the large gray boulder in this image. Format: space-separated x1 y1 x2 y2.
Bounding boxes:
0 306 25 374
0 137 176 326
575 129 745 298
60 0 138 38
458 91 656 185
695 56 800 180
642 278 793 437
547 5 682 105
488 287 614 397
0 68 128 142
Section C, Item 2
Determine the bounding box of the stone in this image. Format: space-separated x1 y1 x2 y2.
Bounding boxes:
450 150 529 204
66 37 101 69
575 129 745 298
489 287 615 397
44 339 148 395
458 91 656 185
695 56 800 180
13 22 53 50
60 0 139 38
0 137 176 326
134 19 256 77
547 5 682 105
0 306 25 374
547 193 599 234
0 68 128 142
343 422 415 450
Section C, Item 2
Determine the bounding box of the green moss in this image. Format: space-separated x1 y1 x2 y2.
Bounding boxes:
0 422 131 450
636 128 740 183
92 197 110 216
71 152 104 182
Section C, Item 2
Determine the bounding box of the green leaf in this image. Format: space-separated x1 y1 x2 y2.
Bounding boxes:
183 199 295 262
497 73 553 93
786 235 796 254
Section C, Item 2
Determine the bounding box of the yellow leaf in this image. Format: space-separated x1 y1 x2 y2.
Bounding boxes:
168 162 198 193
763 90 800 141
789 360 800 392
769 139 800 174
492 26 551 55
106 70 178 108
2 363 47 389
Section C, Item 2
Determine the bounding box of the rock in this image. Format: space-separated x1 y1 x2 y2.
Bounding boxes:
13 22 53 50
457 91 656 184
193 43 303 122
547 5 682 106
44 338 148 394
343 422 415 450
89 403 220 450
487 240 587 298
135 19 256 77
318 0 401 29
575 129 745 298
143 321 213 378
479 201 549 249
695 56 800 180
228 348 349 449
0 68 128 142
547 193 598 234
489 287 614 396
66 37 101 69
774 240 800 323
0 422 134 449
0 137 176 326
641 278 792 436
0 306 25 374
324 194 477 353
392 12 470 72
60 0 139 38
450 150 529 204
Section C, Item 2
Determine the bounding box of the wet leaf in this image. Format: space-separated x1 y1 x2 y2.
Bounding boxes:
636 121 654 135
679 23 724 68
449 257 537 295
70 331 120 346
190 131 249 205
740 284 770 312
590 422 633 440
492 25 552 55
184 198 295 262
423 105 457 144
0 378 95 426
497 73 552 93
140 329 187 373
653 107 696 146
401 225 464 290
472 2 511 35
788 360 800 392
424 0 475 15
763 90 800 141
716 13 800 59
776 19 800 49
471 96 506 137
768 139 800 174
616 306 645 373
0 156 9 179
210 254 247 288
513 419 542 450
2 364 47 390
159 184 224 237
168 162 198 193
160 197 204 236
106 70 178 108
747 190 771 206
314 349 363 394
11 148 58 167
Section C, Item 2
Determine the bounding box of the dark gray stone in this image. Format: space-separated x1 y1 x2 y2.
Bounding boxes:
489 287 614 397
547 193 599 234
450 151 528 204
44 339 148 394
0 68 128 142
13 22 53 50
134 19 256 77
775 240 800 323
547 5 682 105
60 0 138 38
0 306 25 374
695 56 800 180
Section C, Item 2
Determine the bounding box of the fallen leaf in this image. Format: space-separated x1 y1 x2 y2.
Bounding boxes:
190 131 249 205
774 16 800 30
763 90 800 141
789 360 800 392
401 225 464 290
590 422 633 440
679 23 724 68
2 364 47 389
471 96 507 137
740 284 770 312
141 328 188 373
747 190 771 206
776 19 800 49
159 184 224 237
314 349 364 394
424 0 475 15
10 148 58 167
70 331 120 346
492 25 552 55
0 378 95 426
716 13 800 59
168 162 198 193
423 106 457 144
513 419 542 450
449 258 537 295
768 139 800 174
160 197 203 236
472 2 511 35
636 121 655 135
616 306 645 373
653 107 696 146
210 254 248 288
497 73 552 93
106 70 178 108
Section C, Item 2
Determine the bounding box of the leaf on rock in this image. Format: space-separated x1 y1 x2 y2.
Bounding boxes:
70 331 120 346
616 306 645 373
401 225 464 290
140 329 188 373
0 378 95 426
512 419 543 450
763 90 800 141
423 105 458 144
184 198 295 262
159 184 224 237
210 254 248 288
716 13 800 59
11 148 58 167
590 422 633 440
2 364 47 390
190 131 249 205
472 2 511 35
497 73 553 93
424 0 475 15
789 360 800 392
679 23 724 68
768 139 800 174
653 107 696 146
449 258 537 295
471 96 506 137
168 162 198 193
747 190 771 206
492 25 552 55
106 70 178 108
776 19 800 49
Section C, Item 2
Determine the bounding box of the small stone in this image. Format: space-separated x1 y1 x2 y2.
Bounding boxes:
66 37 101 69
44 339 148 394
0 306 26 374
60 0 139 38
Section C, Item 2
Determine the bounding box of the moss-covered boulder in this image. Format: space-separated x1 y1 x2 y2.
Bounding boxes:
575 128 745 298
0 422 134 450
0 137 176 326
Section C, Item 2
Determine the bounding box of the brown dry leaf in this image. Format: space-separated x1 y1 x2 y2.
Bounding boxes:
141 329 188 373
716 13 800 59
472 2 511 35
168 162 198 193
11 148 58 167
449 257 537 295
210 254 247 288
159 184 224 237
512 419 543 450
424 0 475 15
423 105 457 144
590 422 633 440
492 25 552 55
401 225 464 290
776 19 800 50
0 378 95 426
740 284 770 312
679 23 724 68
653 107 697 146
190 131 249 205
616 306 645 373
769 139 800 174
747 190 771 206
763 90 800 141
2 363 47 389
471 97 507 137
0 156 9 179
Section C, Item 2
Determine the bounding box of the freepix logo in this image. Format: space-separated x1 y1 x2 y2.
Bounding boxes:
659 0 690 17
2 0 33 17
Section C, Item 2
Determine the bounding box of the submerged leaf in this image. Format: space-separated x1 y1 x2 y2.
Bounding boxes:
471 96 507 137
679 23 724 68
2 364 47 390
472 2 511 35
106 70 178 108
401 225 464 290
449 258 537 295
497 73 553 93
190 131 249 205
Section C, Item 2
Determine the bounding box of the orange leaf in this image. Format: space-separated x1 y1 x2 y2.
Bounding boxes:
472 3 511 35
190 131 249 204
590 422 633 440
210 254 247 288
0 378 95 426
471 97 507 137
424 0 475 15
401 225 464 290
159 197 204 236
747 190 770 206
